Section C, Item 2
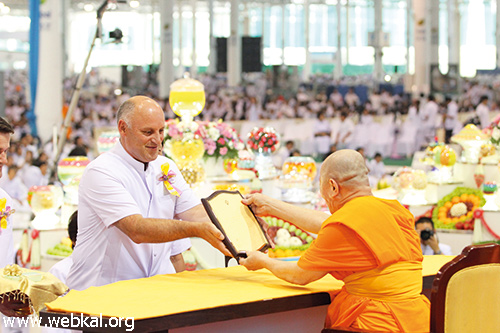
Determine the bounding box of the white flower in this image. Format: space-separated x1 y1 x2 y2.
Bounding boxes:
228 141 234 148
163 140 172 156
236 142 245 150
176 121 186 131
208 128 220 140
492 127 500 141
183 132 195 141
189 122 199 132
450 202 467 217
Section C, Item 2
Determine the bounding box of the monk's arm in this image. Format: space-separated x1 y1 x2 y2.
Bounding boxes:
242 193 329 234
239 251 327 285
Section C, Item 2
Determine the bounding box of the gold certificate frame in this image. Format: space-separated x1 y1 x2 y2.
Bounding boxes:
202 190 271 260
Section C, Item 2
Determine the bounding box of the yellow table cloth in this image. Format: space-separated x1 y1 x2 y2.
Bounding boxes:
45 255 454 320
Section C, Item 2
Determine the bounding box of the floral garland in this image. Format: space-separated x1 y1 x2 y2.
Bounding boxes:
164 119 244 160
432 187 485 230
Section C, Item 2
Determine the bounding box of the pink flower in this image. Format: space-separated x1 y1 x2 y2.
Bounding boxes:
217 137 226 145
204 140 216 155
220 147 228 156
168 127 180 139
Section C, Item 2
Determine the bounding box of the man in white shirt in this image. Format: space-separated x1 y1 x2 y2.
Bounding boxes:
0 166 28 206
67 96 230 291
314 111 332 160
21 161 49 189
476 95 490 130
443 96 459 143
368 153 386 180
0 118 15 270
335 112 355 149
344 88 360 109
329 88 344 108
421 95 439 146
0 118 30 322
415 217 452 255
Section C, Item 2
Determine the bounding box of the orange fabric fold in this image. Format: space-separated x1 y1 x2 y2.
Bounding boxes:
298 196 431 332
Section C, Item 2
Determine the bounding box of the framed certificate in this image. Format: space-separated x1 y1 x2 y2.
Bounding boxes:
202 190 271 261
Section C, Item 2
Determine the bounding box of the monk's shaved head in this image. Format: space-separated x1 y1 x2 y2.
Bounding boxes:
321 149 370 189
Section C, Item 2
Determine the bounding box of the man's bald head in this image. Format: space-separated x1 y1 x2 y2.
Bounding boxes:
320 149 370 190
117 96 161 127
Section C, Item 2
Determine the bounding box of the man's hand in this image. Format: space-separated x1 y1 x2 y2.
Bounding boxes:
196 222 232 257
239 251 268 271
423 235 441 254
241 193 274 216
0 292 31 317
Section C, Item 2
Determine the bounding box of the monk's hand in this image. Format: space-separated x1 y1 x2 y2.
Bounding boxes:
239 251 268 271
0 291 31 317
241 193 273 216
197 222 232 257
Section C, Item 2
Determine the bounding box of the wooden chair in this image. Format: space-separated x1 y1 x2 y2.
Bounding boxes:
430 243 500 333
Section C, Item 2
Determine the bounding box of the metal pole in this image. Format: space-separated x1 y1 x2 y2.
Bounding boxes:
190 0 197 77
345 0 350 64
406 0 411 74
335 2 342 79
282 1 286 65
373 0 383 83
49 1 108 183
303 0 310 81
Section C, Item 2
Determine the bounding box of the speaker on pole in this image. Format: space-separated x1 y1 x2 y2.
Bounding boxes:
242 37 262 73
216 37 227 72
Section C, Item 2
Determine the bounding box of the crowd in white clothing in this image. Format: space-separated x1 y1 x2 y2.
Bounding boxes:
2 69 500 200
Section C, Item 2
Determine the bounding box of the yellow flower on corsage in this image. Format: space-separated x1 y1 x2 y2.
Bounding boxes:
160 163 180 197
0 198 15 229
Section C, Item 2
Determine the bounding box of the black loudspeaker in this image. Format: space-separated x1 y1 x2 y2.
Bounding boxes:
121 65 129 87
242 37 262 73
216 37 227 72
216 37 262 73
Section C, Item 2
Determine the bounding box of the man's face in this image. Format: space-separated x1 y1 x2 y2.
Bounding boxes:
40 164 48 175
415 222 433 233
119 101 165 163
0 133 11 178
415 221 434 243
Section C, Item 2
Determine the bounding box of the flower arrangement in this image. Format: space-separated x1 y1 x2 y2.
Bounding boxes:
246 127 280 154
432 187 485 230
164 119 244 160
486 114 500 146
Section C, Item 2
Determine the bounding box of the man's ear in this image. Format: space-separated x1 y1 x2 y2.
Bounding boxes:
329 178 339 197
118 119 127 136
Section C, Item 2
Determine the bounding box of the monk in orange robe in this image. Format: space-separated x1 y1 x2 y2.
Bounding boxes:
240 149 430 332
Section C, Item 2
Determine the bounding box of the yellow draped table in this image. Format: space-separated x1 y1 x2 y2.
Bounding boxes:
40 255 454 332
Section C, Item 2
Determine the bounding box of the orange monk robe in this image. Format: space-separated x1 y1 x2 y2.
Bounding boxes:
298 196 430 332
